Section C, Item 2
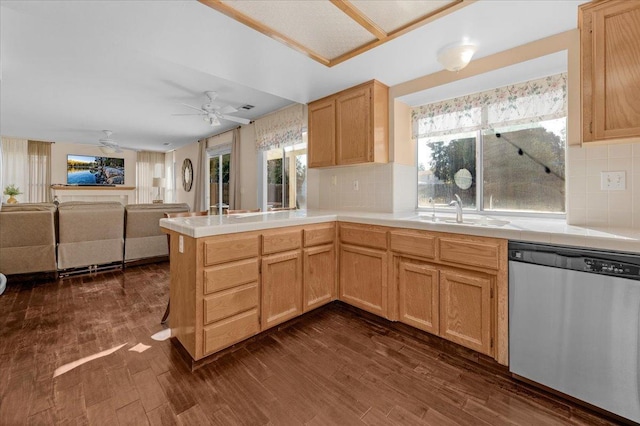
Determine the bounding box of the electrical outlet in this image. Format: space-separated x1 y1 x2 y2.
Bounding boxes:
601 171 626 190
353 180 359 191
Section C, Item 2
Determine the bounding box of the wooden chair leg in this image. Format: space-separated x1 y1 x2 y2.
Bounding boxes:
161 300 170 324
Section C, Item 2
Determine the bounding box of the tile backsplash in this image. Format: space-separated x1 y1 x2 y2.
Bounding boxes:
310 163 418 212
566 142 640 229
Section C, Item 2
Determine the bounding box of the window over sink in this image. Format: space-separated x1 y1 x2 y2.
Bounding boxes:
414 73 567 214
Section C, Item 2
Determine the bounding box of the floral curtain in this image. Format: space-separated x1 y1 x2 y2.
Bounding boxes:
411 73 567 139
255 103 303 151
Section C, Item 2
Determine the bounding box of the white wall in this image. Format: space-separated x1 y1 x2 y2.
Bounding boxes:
51 141 137 186
239 124 258 209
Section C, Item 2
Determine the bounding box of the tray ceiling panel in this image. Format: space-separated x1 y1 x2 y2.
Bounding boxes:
200 0 464 66
349 0 455 33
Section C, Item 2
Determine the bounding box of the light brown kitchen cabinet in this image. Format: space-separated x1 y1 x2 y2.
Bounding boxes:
308 99 335 167
308 80 388 168
303 244 335 311
439 268 493 355
167 231 261 360
389 229 507 363
338 222 389 317
303 223 336 312
340 244 388 317
261 250 303 330
580 0 640 143
397 259 439 335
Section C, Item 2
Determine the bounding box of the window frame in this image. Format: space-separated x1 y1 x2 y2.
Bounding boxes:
416 119 567 218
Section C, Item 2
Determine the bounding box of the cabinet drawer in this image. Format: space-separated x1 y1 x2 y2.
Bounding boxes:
304 224 335 247
262 230 302 255
203 309 259 355
390 231 436 259
339 223 387 250
204 235 259 266
203 258 258 294
439 238 500 270
203 283 258 325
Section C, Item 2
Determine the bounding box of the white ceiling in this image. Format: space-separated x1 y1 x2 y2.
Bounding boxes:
0 0 587 152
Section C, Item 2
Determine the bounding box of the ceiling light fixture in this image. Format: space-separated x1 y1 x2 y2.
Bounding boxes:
203 114 221 127
99 146 116 155
436 42 477 72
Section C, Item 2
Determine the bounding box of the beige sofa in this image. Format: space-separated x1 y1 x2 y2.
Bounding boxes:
57 201 125 270
124 203 189 262
0 203 58 275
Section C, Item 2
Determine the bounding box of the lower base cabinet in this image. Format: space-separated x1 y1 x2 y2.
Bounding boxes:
303 244 336 311
397 259 439 335
439 268 493 355
261 251 303 330
396 258 495 357
169 222 505 365
339 244 387 317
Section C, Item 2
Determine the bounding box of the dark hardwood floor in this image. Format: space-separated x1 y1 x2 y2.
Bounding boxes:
0 263 619 425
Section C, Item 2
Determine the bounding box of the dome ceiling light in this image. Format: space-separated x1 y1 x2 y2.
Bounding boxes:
437 42 477 72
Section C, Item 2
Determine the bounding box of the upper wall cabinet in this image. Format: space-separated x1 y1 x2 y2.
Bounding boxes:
580 0 640 143
308 80 389 168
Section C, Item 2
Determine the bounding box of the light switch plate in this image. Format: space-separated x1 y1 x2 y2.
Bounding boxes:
601 171 626 190
353 180 359 191
179 235 184 253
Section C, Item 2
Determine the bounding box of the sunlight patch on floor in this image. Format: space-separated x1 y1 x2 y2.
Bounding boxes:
53 343 126 378
129 343 151 353
151 328 171 341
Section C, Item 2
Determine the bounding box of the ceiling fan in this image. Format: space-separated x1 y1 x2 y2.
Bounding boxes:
98 130 123 154
173 91 250 127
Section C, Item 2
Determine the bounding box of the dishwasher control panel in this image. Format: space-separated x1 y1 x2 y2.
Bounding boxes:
584 258 640 279
509 242 640 282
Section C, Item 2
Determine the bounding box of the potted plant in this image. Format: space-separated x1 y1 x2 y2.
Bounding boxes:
3 184 22 204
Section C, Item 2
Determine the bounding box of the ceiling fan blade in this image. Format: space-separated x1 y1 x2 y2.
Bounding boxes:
219 105 237 114
220 114 250 125
171 113 204 116
180 103 205 113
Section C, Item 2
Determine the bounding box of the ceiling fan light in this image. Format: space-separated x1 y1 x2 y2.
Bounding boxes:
437 42 477 72
100 146 116 154
209 115 221 127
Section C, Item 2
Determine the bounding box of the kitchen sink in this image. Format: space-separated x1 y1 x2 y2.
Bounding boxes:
443 217 510 227
417 215 510 227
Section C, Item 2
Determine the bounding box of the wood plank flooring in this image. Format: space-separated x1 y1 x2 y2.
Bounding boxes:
0 263 619 425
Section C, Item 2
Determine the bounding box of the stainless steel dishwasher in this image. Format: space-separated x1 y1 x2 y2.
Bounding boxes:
509 241 640 423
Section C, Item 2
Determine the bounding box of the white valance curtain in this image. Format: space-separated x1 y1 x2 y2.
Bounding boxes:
136 151 165 204
255 104 304 151
411 73 567 139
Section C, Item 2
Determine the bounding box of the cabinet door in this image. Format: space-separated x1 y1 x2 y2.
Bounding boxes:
308 98 336 167
439 269 492 356
339 244 387 317
582 1 640 141
303 244 336 312
261 251 303 330
336 86 371 165
397 260 439 335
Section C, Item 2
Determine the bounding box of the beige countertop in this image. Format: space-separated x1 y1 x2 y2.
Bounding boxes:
160 209 640 254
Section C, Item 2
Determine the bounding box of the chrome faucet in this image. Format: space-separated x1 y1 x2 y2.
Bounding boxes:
449 194 463 223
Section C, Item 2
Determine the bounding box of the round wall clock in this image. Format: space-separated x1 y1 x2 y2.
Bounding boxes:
182 158 193 192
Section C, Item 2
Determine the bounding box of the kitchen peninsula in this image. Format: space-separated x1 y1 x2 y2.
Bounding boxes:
160 210 640 367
